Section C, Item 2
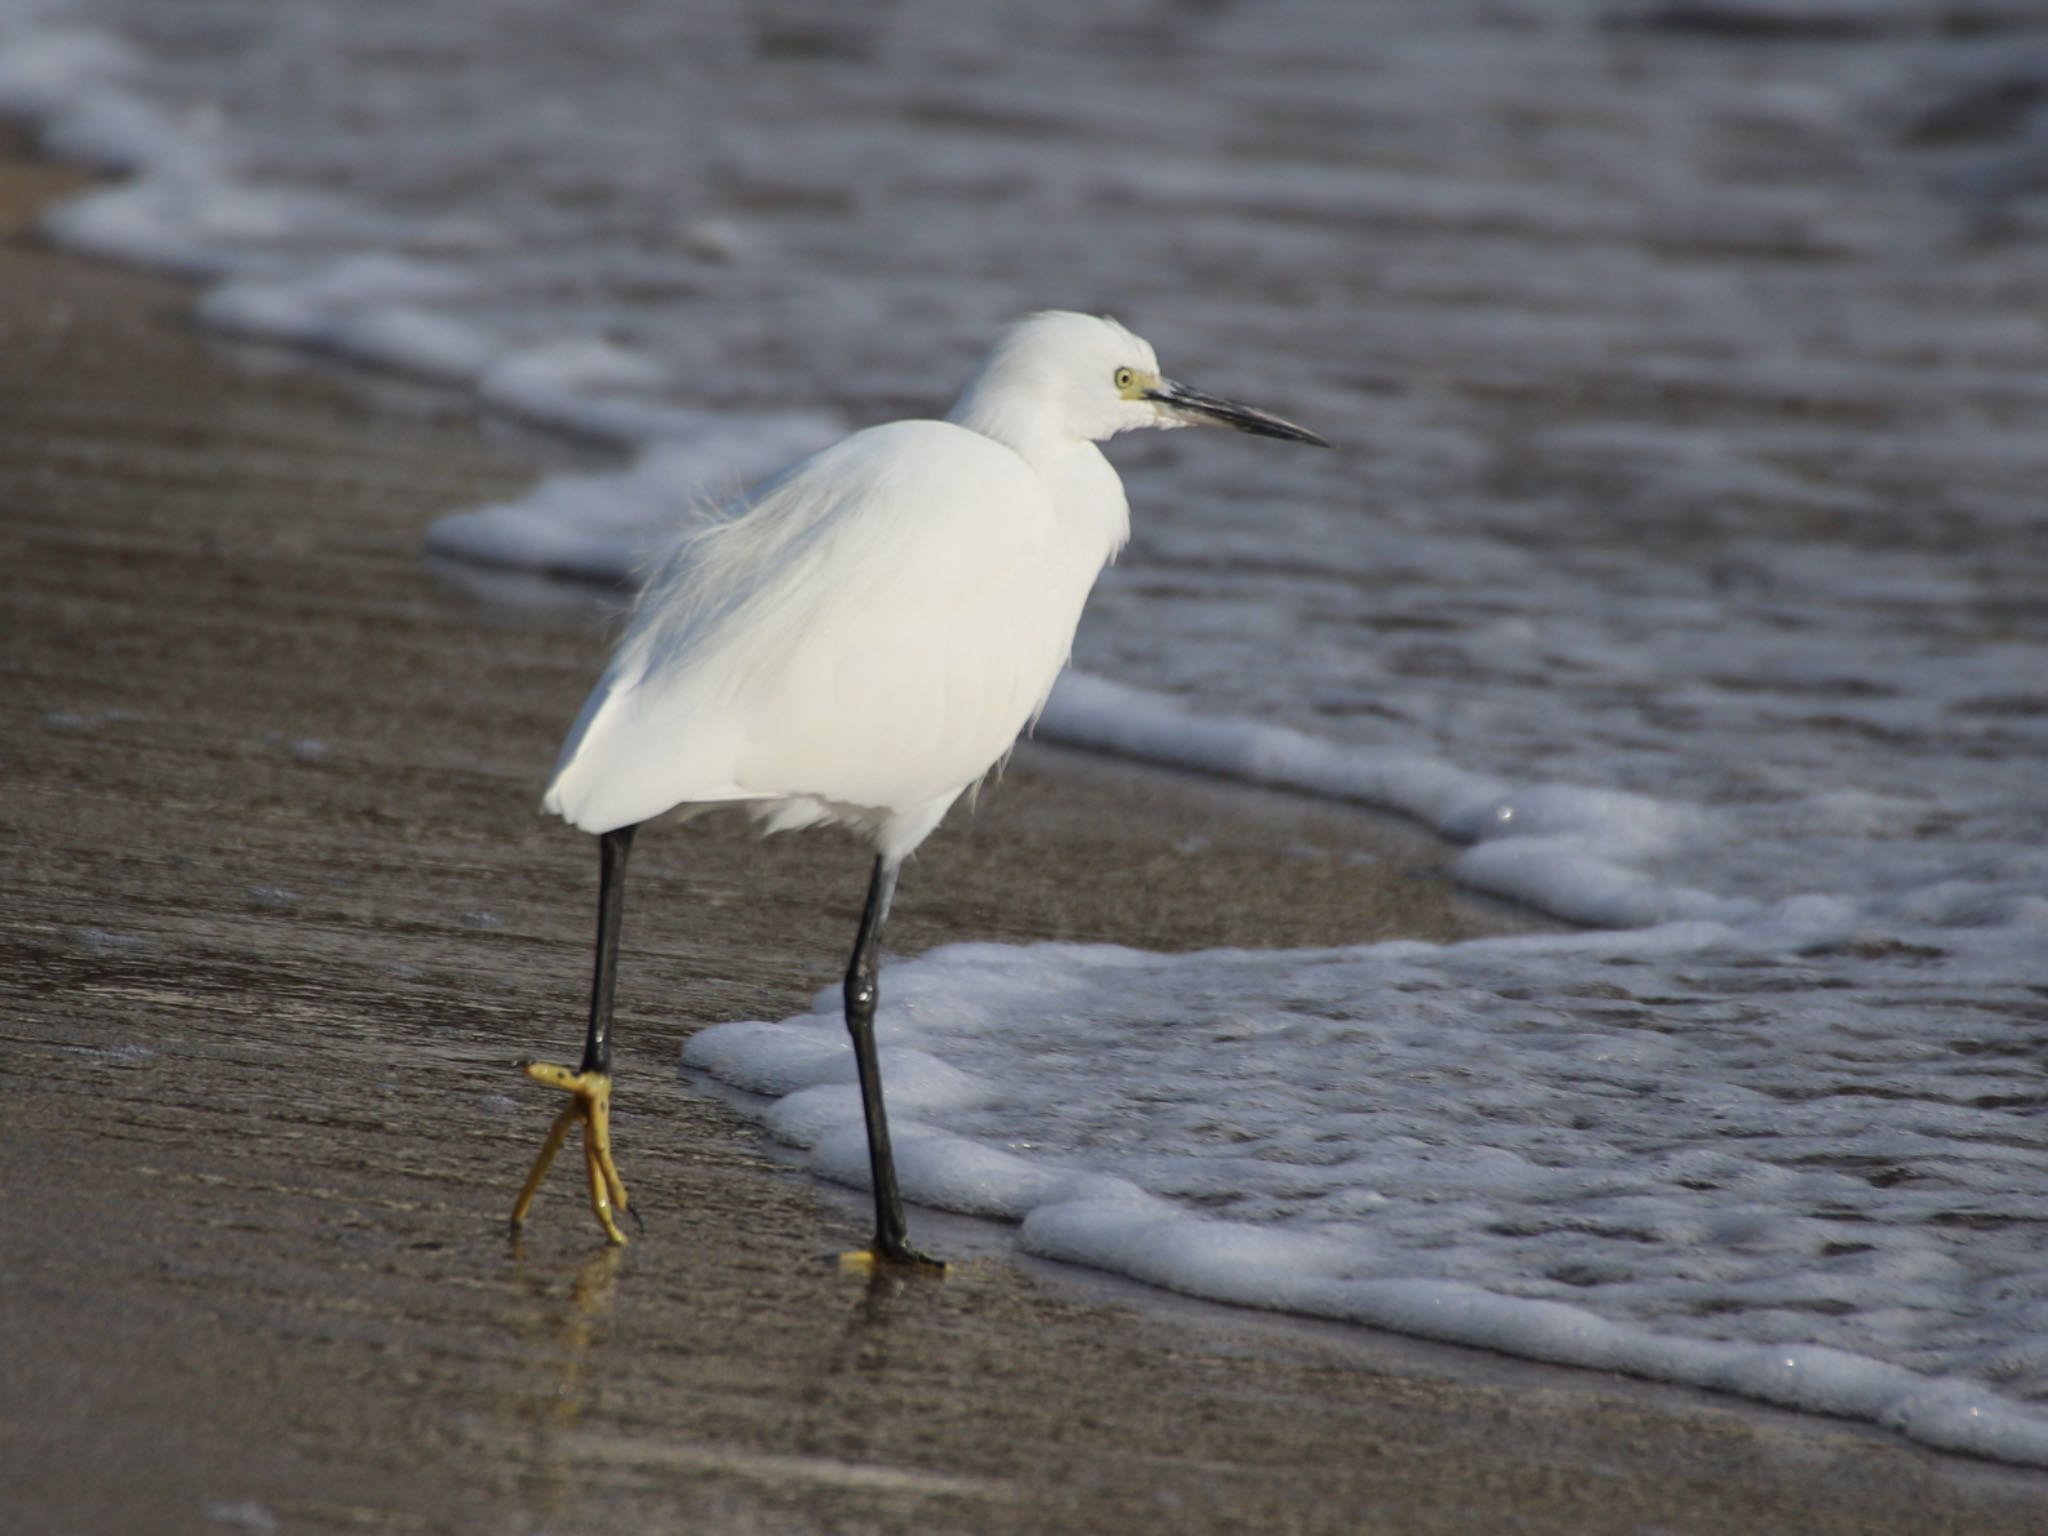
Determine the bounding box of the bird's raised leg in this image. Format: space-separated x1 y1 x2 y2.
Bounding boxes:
513 822 640 1245
840 854 945 1274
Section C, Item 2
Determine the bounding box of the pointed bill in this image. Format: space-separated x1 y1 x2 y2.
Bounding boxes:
1145 379 1330 446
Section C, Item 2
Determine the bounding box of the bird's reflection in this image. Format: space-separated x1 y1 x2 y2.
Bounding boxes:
789 1256 946 1439
846 1260 924 1333
500 1243 625 1518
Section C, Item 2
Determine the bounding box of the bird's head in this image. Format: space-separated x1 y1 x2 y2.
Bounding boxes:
949 311 1329 451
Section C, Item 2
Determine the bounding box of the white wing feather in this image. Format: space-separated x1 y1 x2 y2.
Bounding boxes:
543 420 1087 847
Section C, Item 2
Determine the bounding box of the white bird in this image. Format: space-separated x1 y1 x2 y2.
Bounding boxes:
510 311 1326 1267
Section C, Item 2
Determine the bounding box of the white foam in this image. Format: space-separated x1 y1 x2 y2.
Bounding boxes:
0 24 149 158
423 422 839 582
198 257 497 380
0 1 840 561
686 908 2048 1465
1037 671 1736 931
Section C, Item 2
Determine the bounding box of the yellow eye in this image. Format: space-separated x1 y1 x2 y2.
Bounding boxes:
1113 366 1136 391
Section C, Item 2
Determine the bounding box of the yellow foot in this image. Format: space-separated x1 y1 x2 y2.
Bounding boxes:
837 1242 948 1278
510 1062 630 1246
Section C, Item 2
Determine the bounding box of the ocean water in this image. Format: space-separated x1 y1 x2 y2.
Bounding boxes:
6 0 2047 1463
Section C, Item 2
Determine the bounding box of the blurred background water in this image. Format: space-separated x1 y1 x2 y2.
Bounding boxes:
6 0 2048 1461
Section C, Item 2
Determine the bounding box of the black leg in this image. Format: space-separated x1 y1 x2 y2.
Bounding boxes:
843 855 942 1270
511 821 641 1243
580 823 639 1075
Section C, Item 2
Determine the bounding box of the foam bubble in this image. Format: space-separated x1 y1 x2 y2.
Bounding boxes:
684 906 2048 1465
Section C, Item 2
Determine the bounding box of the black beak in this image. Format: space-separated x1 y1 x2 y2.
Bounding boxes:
1144 379 1330 447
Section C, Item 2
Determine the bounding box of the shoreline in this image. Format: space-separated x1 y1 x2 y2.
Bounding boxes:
5 128 2046 1532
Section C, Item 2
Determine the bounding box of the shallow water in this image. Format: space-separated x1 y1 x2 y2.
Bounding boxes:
7 0 2048 1463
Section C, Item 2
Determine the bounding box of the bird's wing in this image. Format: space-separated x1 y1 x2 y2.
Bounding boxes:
543 420 1077 833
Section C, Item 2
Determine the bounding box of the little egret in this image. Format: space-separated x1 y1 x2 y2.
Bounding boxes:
510 311 1326 1268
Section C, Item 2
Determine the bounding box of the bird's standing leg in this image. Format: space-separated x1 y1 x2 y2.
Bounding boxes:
512 822 640 1245
841 855 945 1274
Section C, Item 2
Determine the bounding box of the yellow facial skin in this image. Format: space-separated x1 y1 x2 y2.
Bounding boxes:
1114 364 1159 401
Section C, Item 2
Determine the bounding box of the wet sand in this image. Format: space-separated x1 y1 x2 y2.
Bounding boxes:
4 135 2045 1533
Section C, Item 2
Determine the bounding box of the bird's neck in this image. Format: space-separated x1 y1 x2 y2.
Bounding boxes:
944 388 1095 474
947 393 1130 569
946 384 1063 468
1049 440 1133 572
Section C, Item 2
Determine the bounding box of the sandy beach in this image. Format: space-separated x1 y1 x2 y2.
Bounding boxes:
4 131 2045 1533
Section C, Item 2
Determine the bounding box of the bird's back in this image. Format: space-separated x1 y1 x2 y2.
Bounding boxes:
544 419 1109 852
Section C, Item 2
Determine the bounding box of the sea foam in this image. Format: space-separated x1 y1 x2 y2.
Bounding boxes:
686 909 2048 1466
